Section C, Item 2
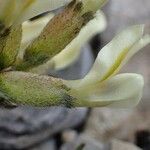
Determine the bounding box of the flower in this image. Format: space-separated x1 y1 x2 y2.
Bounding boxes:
0 0 71 27
0 25 149 108
0 0 149 108
63 25 150 107
15 0 107 71
26 10 107 73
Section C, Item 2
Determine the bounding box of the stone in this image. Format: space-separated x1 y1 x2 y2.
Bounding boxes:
85 108 150 144
61 134 110 150
29 139 56 150
61 136 142 150
0 107 88 149
84 108 133 141
62 129 78 143
111 139 141 150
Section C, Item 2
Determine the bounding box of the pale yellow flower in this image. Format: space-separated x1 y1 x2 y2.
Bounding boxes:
0 0 149 108
64 25 150 107
0 0 71 27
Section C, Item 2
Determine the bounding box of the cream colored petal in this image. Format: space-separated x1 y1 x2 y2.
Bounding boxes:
0 0 16 26
0 0 71 26
0 0 9 17
0 0 36 26
116 34 150 71
65 25 148 88
70 73 144 108
16 0 72 24
16 0 108 24
32 11 106 73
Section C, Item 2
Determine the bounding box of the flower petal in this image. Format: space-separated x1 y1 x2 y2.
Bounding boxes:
16 0 72 24
0 0 38 26
118 34 150 69
31 11 106 73
65 25 150 88
0 0 71 26
0 0 15 27
16 1 95 71
69 73 144 108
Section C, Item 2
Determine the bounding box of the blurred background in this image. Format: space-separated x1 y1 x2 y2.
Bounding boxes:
0 0 150 150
